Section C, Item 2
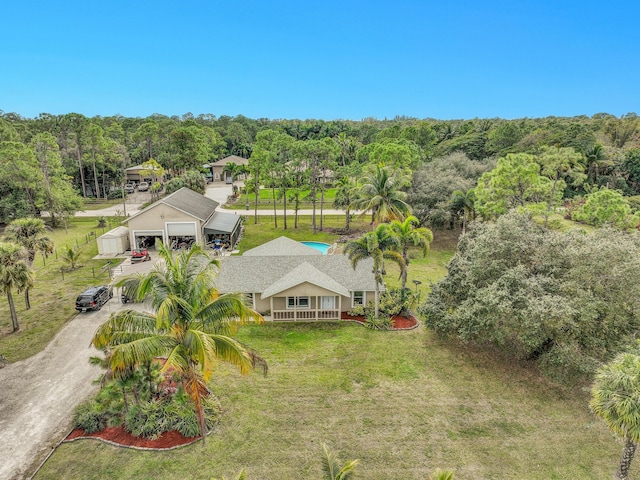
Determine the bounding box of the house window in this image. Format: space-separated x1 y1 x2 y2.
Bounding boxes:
352 291 364 307
287 296 310 309
321 296 335 309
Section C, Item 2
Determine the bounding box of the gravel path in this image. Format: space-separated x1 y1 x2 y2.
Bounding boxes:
0 260 152 480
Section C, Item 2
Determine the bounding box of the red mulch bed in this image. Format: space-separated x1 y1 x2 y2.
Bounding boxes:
341 313 418 329
65 426 200 450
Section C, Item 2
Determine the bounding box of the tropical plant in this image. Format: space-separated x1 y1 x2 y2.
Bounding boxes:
355 164 411 224
4 217 54 309
321 443 359 480
92 243 267 443
333 175 359 233
61 244 81 270
222 162 249 190
430 469 455 480
450 188 476 233
0 241 33 331
590 347 640 480
384 215 433 290
343 224 405 319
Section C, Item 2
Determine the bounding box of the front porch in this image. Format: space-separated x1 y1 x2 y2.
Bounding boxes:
268 294 342 322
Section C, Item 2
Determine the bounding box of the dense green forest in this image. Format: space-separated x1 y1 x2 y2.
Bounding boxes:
1 109 639 227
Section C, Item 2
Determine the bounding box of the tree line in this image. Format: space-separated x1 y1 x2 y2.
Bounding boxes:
1 109 639 226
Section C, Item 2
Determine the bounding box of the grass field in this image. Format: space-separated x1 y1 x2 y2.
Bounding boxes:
35 323 626 479
11 215 629 479
226 187 338 210
0 217 123 361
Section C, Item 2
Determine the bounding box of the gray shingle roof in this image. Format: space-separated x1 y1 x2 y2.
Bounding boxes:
216 255 376 294
262 262 351 298
162 187 219 221
243 236 321 256
126 187 219 224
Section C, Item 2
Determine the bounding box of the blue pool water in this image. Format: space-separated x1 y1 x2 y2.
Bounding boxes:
300 241 331 254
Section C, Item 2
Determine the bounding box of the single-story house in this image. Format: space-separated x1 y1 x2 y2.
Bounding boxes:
125 165 166 185
215 236 378 321
207 155 249 183
124 187 242 250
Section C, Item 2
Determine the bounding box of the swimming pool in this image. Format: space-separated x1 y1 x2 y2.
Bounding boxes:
300 241 331 255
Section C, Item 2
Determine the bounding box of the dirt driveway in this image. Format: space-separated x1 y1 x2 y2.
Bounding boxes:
0 259 155 480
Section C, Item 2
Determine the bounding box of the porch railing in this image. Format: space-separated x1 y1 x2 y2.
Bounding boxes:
272 309 340 321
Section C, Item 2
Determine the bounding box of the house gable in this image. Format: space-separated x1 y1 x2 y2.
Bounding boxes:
262 262 350 298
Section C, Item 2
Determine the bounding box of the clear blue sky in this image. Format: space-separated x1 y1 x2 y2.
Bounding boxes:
1 0 639 121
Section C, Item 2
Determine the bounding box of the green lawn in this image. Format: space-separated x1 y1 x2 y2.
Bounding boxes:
16 217 630 479
236 214 372 253
226 187 338 210
36 323 626 479
0 217 124 361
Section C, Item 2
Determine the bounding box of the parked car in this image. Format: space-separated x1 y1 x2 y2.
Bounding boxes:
75 285 113 312
137 181 149 192
131 248 151 263
124 183 135 194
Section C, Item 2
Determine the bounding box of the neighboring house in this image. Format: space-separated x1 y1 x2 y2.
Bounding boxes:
125 165 166 185
216 236 378 321
124 187 242 250
207 155 249 183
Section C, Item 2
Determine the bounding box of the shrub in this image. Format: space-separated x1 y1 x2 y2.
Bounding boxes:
107 188 125 199
379 288 417 316
364 311 394 330
125 400 169 440
73 401 107 434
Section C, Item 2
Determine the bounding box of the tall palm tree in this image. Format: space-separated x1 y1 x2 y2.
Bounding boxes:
92 243 266 443
384 215 433 290
343 225 404 319
321 443 359 480
0 242 33 332
333 176 358 233
355 164 411 225
590 349 640 480
450 189 476 233
4 217 54 309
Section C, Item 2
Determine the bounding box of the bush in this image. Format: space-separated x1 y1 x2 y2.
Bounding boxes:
364 312 394 330
379 288 417 316
107 188 125 199
125 400 170 440
73 401 107 434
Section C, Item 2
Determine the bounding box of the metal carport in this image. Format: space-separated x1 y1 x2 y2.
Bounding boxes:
203 212 242 249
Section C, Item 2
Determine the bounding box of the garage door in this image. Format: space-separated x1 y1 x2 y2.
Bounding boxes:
166 223 197 236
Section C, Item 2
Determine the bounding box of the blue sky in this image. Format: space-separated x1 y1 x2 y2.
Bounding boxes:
1 0 639 120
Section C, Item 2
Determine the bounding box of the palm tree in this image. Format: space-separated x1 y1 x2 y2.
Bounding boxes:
222 162 249 191
590 349 640 480
355 164 411 225
384 215 433 290
92 243 266 443
61 244 81 270
0 242 33 332
321 443 359 480
343 225 405 319
333 176 358 233
5 217 54 309
450 189 476 234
